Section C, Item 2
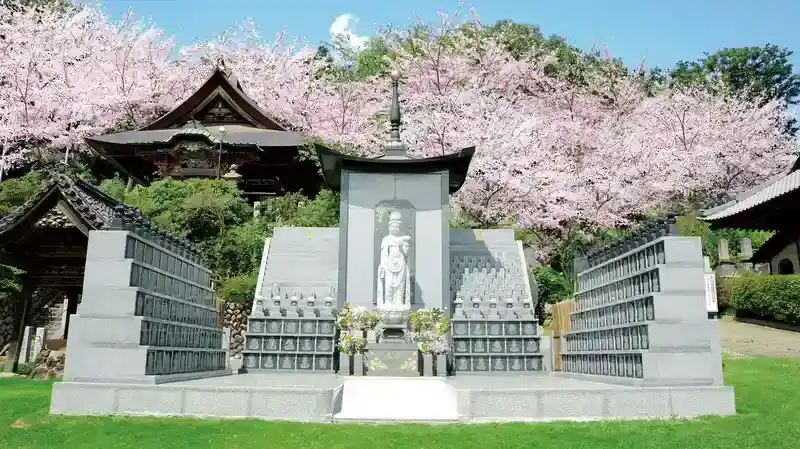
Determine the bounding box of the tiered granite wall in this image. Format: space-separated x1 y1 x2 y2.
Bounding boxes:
62 230 227 383
563 233 724 386
449 229 543 373
243 228 339 372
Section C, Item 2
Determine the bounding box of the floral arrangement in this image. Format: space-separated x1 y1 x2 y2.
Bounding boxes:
408 308 451 355
339 333 367 355
335 302 380 333
335 302 380 355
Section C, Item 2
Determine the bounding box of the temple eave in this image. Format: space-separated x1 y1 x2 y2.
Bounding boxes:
702 187 800 232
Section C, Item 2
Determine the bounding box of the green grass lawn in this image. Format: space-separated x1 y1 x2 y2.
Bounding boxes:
1 357 800 449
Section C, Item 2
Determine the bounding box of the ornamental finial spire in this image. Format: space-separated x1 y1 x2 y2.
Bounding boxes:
383 70 408 158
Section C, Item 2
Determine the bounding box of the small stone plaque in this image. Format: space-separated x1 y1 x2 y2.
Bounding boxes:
455 356 471 371
316 355 332 371
284 320 299 334
366 343 420 377
266 320 281 333
300 320 317 334
249 320 265 333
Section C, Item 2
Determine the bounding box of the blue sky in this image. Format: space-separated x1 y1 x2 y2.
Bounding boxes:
94 0 800 71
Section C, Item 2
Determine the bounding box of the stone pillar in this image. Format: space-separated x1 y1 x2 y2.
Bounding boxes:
57 296 69 339
62 290 79 340
435 354 447 376
339 353 352 375
716 239 736 277
33 327 47 362
222 327 232 370
740 237 753 261
19 326 33 363
3 279 34 373
354 353 365 376
718 239 730 262
423 354 434 376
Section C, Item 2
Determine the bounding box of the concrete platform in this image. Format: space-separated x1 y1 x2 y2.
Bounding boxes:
50 372 736 422
335 377 459 421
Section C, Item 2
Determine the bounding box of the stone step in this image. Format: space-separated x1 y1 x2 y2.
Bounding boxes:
334 377 459 421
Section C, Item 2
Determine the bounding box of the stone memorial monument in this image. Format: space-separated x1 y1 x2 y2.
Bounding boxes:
47 70 735 423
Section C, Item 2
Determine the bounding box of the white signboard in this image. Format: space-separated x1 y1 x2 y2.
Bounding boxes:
704 273 718 313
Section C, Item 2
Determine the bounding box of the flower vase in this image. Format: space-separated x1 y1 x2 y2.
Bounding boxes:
354 353 365 376
422 353 434 377
339 353 352 375
435 354 448 377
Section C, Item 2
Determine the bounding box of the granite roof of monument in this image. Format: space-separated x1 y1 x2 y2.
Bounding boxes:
315 145 475 194
315 70 475 194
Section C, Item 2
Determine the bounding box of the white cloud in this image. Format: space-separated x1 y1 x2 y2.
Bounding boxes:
329 13 369 50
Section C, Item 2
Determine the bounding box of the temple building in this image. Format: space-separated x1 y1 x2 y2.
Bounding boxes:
85 59 321 201
0 167 161 371
701 157 800 274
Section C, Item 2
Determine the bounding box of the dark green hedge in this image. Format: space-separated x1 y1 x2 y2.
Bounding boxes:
722 274 800 325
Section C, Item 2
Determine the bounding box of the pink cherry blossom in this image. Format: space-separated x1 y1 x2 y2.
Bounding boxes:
0 3 795 237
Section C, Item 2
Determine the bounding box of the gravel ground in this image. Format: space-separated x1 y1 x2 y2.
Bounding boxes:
719 316 800 358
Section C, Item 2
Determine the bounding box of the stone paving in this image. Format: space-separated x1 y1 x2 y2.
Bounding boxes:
719 317 800 358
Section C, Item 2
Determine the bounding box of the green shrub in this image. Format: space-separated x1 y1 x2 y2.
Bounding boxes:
216 274 258 309
16 363 32 376
533 266 574 322
0 169 48 213
717 276 733 313
725 274 800 325
0 363 32 375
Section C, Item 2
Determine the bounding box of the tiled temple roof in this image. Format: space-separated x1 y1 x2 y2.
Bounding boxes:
702 169 800 221
0 169 201 262
700 156 800 230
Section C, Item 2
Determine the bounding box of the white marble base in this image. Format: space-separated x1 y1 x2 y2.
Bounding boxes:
334 377 459 421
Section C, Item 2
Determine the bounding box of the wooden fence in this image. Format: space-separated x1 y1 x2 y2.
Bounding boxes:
550 299 574 371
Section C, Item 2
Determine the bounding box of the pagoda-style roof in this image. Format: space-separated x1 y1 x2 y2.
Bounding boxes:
86 122 305 151
701 156 800 231
85 60 315 185
317 70 476 194
141 64 286 132
0 168 202 288
316 146 475 194
0 168 194 250
86 61 295 153
0 171 117 245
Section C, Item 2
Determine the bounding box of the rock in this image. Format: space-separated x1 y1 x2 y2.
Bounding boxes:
27 348 64 379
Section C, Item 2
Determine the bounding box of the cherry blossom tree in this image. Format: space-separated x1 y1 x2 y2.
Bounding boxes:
0 4 188 166
337 7 797 234
177 19 384 152
0 1 795 241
